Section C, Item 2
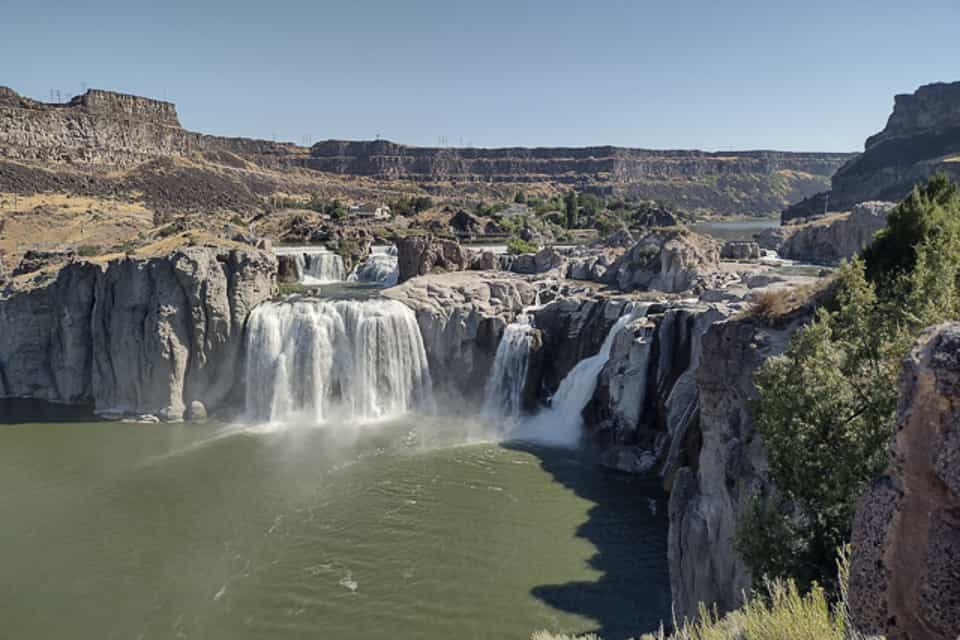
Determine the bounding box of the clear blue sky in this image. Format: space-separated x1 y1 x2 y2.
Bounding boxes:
1 0 957 152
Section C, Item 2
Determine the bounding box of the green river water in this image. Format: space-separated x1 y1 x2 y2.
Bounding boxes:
0 403 670 640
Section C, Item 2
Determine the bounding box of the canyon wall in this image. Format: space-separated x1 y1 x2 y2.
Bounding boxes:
0 86 300 167
0 246 275 419
307 140 848 215
784 81 960 222
0 86 850 216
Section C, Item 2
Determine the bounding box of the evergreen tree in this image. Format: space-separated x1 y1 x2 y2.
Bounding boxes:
564 190 578 229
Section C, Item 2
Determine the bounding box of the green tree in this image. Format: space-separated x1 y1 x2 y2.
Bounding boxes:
740 175 960 591
514 190 526 204
564 190 578 229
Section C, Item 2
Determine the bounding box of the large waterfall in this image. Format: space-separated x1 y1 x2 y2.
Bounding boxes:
508 303 647 447
245 299 434 423
349 245 399 287
481 313 537 419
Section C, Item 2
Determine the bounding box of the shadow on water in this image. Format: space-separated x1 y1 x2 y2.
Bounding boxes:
0 398 98 424
504 440 672 640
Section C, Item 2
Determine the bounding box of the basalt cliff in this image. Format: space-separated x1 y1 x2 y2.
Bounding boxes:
0 86 849 217
784 81 960 222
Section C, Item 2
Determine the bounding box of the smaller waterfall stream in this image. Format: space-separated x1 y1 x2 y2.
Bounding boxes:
506 303 648 447
245 299 434 423
349 246 399 287
481 313 537 419
275 247 347 285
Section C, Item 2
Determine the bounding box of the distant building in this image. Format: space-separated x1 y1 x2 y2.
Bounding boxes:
352 203 392 220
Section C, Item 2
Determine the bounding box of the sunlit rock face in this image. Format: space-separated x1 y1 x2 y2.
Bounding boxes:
0 247 275 420
849 323 960 640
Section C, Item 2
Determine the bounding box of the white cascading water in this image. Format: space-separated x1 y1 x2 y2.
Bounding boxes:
349 245 399 287
508 303 648 447
481 313 537 419
245 299 434 423
275 247 347 285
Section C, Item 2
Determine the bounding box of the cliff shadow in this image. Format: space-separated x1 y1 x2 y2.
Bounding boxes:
503 441 672 640
0 398 98 424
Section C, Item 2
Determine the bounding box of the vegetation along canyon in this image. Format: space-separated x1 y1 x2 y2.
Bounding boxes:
1 2 959 639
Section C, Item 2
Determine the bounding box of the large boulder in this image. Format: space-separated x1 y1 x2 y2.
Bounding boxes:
849 324 960 640
605 230 723 294
395 235 470 283
0 246 276 419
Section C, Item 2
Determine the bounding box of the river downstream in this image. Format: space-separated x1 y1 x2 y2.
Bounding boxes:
0 411 670 639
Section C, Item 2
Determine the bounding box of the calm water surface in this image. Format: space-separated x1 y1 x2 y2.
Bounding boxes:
0 411 670 639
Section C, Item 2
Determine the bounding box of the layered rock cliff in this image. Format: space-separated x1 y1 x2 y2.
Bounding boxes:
849 324 960 640
784 81 960 222
0 246 275 419
0 86 850 216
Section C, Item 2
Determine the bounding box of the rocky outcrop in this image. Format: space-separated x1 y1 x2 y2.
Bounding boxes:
448 209 483 237
384 271 540 399
12 247 77 276
589 303 728 480
720 241 760 261
605 230 724 294
849 324 960 640
667 316 797 620
502 247 566 275
777 201 895 263
395 235 471 283
0 246 275 419
784 82 960 222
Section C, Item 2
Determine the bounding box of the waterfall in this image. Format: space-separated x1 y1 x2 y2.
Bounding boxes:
509 303 648 447
276 247 346 284
301 251 346 284
349 245 399 287
482 313 537 419
245 299 434 423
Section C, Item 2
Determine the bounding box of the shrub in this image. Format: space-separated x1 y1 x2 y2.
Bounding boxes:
507 236 539 255
277 282 308 296
77 244 100 257
741 175 960 591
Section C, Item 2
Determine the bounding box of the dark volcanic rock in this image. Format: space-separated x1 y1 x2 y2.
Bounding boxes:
784 82 960 223
448 209 483 236
13 248 77 276
720 241 760 261
395 235 470 283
